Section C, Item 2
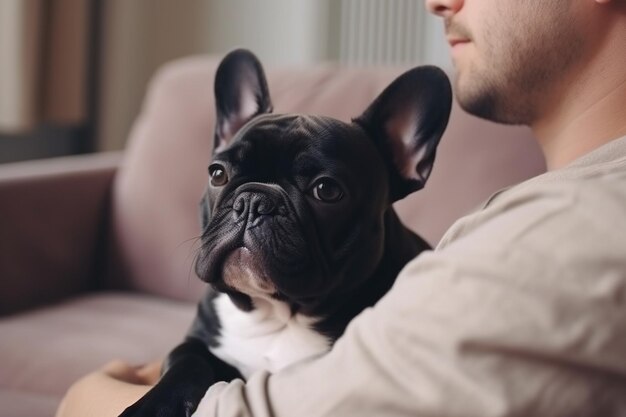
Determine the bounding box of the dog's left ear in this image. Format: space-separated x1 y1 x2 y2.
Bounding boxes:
354 66 452 201
213 49 273 152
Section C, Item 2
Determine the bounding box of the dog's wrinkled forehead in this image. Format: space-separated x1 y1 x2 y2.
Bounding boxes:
216 113 366 160
239 114 345 143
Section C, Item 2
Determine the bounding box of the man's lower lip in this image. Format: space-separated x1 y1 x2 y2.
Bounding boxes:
451 41 470 49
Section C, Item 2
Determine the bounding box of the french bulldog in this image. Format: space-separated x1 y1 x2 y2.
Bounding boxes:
120 49 452 417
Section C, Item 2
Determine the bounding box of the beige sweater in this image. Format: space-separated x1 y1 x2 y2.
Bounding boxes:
194 135 626 417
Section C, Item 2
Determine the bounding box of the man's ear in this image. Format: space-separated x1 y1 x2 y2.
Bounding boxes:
213 49 273 152
354 66 452 201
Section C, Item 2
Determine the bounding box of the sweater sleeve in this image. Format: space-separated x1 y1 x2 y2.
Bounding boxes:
192 181 626 417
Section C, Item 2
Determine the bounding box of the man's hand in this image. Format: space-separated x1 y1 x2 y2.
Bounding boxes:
103 360 162 385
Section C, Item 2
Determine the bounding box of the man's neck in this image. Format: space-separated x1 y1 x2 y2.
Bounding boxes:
531 23 626 171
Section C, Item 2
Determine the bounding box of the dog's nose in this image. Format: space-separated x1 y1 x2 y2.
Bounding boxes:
233 192 277 224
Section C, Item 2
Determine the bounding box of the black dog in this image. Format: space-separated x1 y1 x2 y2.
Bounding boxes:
120 49 452 417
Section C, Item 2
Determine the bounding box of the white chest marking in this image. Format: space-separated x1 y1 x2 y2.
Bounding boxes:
211 293 331 379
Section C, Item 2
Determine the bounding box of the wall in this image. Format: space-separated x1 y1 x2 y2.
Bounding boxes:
98 0 213 151
205 0 332 66
422 10 451 69
97 0 450 151
0 0 42 132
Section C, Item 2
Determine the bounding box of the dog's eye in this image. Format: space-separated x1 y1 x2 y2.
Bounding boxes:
311 178 344 203
209 164 229 186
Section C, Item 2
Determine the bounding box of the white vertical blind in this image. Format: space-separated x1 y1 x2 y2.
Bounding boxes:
339 0 426 66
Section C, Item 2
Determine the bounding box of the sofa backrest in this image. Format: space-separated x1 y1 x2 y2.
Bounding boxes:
109 55 545 302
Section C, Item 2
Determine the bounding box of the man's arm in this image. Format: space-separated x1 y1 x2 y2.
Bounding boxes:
194 182 626 416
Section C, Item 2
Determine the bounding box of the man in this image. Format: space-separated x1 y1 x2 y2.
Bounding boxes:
57 0 626 415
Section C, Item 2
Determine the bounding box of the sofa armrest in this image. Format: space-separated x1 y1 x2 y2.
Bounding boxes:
0 152 122 316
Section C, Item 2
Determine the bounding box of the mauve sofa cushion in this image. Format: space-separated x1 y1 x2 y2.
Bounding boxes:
110 55 545 302
0 293 194 400
0 390 60 417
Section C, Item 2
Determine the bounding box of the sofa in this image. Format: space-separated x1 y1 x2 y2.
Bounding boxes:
0 55 546 417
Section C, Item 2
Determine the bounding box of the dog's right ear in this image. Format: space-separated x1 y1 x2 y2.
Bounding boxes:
354 66 452 201
213 49 273 152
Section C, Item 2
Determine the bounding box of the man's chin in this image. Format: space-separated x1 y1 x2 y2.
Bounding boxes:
456 84 525 126
458 90 498 121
